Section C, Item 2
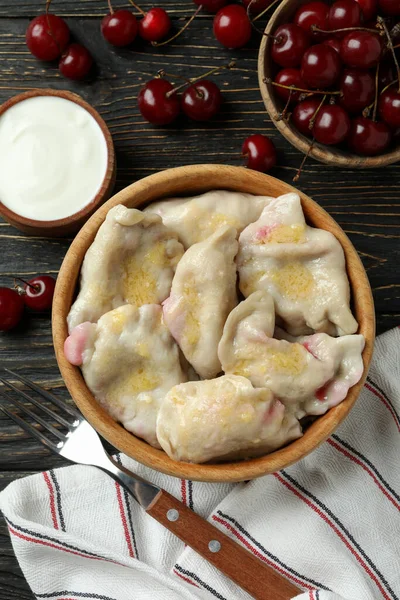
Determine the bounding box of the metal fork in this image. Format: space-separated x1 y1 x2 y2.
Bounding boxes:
0 369 300 600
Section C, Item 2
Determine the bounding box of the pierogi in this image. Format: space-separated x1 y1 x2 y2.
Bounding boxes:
219 293 364 418
156 375 302 463
67 205 184 331
163 225 238 379
237 193 358 336
144 189 274 248
65 304 187 448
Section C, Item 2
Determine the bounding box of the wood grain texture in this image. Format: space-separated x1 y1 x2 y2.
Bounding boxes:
147 489 301 599
52 165 375 482
0 3 398 598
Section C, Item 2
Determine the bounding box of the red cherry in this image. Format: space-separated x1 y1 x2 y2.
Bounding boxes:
138 78 180 125
340 31 382 68
213 5 252 49
101 10 138 47
138 8 171 42
378 0 400 15
354 0 377 20
327 0 362 35
271 24 311 68
340 69 375 113
301 43 342 88
59 44 93 80
26 14 70 61
292 98 321 136
274 68 307 103
312 104 351 144
0 288 24 332
182 80 222 121
322 37 341 52
294 2 329 38
242 134 277 173
241 0 274 15
194 0 228 12
23 276 56 311
379 89 400 129
348 116 391 155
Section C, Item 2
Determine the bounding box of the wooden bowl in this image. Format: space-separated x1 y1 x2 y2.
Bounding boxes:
0 89 116 237
52 165 375 482
258 0 400 168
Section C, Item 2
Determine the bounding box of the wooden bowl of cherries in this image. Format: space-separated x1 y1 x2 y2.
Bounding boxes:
258 0 400 168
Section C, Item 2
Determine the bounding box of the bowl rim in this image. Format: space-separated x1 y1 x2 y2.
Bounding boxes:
0 89 116 230
257 0 400 168
52 164 375 482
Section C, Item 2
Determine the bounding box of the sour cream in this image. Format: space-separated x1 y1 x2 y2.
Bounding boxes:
0 95 108 221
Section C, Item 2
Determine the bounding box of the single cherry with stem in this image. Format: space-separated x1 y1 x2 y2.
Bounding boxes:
242 134 277 172
271 24 311 67
139 8 171 42
59 43 93 79
327 0 363 36
292 98 322 136
21 276 56 311
294 2 329 38
274 68 307 103
213 5 252 49
182 80 222 121
26 0 70 61
101 0 138 47
138 78 181 125
0 288 24 332
301 43 342 88
340 68 376 113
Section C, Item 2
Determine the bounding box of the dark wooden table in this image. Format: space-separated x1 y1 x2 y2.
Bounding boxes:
0 1 399 597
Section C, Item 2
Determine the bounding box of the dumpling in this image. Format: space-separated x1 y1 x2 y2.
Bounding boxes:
145 189 274 248
163 225 238 379
218 294 365 418
64 304 187 448
67 205 184 332
156 375 302 463
237 193 358 336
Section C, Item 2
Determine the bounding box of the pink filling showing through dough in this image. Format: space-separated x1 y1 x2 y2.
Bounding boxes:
64 322 92 366
255 224 277 241
263 398 284 424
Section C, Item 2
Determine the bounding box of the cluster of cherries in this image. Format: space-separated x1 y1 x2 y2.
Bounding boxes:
267 0 400 156
0 276 56 332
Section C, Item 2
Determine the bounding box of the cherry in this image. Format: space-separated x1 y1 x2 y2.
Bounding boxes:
213 5 252 49
274 68 307 103
340 69 375 113
101 9 138 46
313 104 351 144
138 78 180 125
271 24 311 68
194 0 228 12
59 44 93 80
26 14 70 61
23 276 56 311
348 116 391 155
323 37 341 52
379 89 400 128
294 2 329 38
182 80 222 120
340 31 382 68
292 98 321 136
242 134 277 173
0 288 24 332
301 44 342 88
139 8 171 42
242 0 274 15
378 0 400 15
354 0 377 20
327 0 362 35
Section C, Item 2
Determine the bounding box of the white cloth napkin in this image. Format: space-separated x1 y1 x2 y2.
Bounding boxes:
1 327 399 600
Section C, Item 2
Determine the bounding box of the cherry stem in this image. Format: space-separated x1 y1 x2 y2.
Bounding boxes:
377 16 400 93
372 62 380 121
311 24 383 36
309 94 326 130
45 0 63 56
166 60 235 97
157 69 191 85
253 0 282 22
247 0 282 36
152 5 201 47
277 89 293 121
264 78 342 96
293 139 315 182
363 78 399 116
127 0 146 18
107 0 114 15
14 277 39 292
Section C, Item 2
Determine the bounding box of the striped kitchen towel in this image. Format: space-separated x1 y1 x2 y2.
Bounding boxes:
0 327 399 600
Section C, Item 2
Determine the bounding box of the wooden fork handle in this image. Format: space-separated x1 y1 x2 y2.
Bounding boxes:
146 489 300 600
